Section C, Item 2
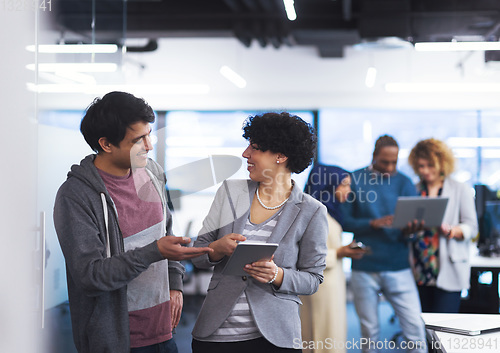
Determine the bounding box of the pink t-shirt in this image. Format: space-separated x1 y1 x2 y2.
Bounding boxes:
98 167 173 347
97 168 163 238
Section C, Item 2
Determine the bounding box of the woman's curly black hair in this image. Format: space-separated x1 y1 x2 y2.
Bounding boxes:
242 112 317 174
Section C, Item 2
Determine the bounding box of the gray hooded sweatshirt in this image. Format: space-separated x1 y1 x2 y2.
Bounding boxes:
53 155 184 353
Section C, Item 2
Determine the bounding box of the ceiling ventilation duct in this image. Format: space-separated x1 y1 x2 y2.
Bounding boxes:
50 0 500 58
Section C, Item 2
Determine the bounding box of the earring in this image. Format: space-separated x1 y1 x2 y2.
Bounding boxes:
277 160 280 164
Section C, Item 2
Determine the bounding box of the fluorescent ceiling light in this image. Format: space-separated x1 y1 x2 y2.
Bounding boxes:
283 0 297 21
26 63 118 72
220 66 247 88
26 83 210 95
365 67 377 88
385 82 500 93
415 41 500 52
447 137 500 148
26 44 118 54
482 150 500 158
452 148 477 158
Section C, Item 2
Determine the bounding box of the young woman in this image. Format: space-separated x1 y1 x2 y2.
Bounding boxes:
300 164 366 353
408 138 478 313
191 112 328 353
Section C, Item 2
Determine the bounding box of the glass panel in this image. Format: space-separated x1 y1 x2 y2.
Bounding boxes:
2 5 39 352
37 111 92 309
165 110 314 192
164 110 314 237
34 0 130 317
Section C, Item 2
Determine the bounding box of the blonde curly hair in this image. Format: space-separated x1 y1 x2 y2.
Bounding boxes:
408 138 455 178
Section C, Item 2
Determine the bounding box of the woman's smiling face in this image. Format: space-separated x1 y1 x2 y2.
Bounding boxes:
242 143 282 183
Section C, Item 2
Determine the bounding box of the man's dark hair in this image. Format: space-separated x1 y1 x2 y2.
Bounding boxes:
242 112 317 174
80 91 156 152
373 134 399 158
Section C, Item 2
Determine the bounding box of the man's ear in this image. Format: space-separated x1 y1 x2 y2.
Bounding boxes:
98 137 113 153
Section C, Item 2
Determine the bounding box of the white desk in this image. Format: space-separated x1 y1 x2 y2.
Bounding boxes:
470 248 500 268
422 313 500 353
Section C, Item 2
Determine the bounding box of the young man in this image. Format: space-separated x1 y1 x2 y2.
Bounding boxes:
342 135 427 353
54 91 212 353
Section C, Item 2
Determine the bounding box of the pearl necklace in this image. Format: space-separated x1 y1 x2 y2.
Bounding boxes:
256 187 290 210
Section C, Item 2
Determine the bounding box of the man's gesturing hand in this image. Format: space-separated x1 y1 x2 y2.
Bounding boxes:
157 235 213 261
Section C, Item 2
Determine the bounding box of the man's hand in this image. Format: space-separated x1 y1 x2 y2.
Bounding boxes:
369 215 393 229
157 236 213 261
170 290 183 329
402 219 425 236
208 233 246 262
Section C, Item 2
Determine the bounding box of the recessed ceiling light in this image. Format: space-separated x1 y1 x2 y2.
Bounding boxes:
415 41 500 52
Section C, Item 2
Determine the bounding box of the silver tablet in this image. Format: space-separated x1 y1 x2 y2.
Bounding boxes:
222 242 279 276
391 196 449 229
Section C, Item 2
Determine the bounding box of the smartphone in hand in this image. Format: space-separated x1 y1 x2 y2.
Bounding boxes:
349 241 367 250
349 241 372 254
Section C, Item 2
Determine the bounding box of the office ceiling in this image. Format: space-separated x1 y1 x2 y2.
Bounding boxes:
52 0 500 58
37 0 500 111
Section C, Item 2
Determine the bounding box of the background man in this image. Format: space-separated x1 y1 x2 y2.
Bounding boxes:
342 135 426 353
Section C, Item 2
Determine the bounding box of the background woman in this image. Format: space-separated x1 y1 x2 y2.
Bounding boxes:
408 138 478 313
300 164 366 353
191 112 328 353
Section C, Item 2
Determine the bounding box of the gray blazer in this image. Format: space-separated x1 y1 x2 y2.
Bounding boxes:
410 177 478 291
437 177 478 291
191 179 328 348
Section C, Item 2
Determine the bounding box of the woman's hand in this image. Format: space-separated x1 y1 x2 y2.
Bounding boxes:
440 224 464 240
208 233 246 262
244 257 283 288
337 241 367 260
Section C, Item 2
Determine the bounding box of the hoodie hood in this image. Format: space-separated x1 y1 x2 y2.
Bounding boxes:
67 154 109 195
67 154 167 205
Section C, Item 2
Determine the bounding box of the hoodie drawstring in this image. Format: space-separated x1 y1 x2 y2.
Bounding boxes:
100 193 111 258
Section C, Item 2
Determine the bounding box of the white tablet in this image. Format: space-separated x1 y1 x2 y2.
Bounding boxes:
222 242 279 276
391 196 449 229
